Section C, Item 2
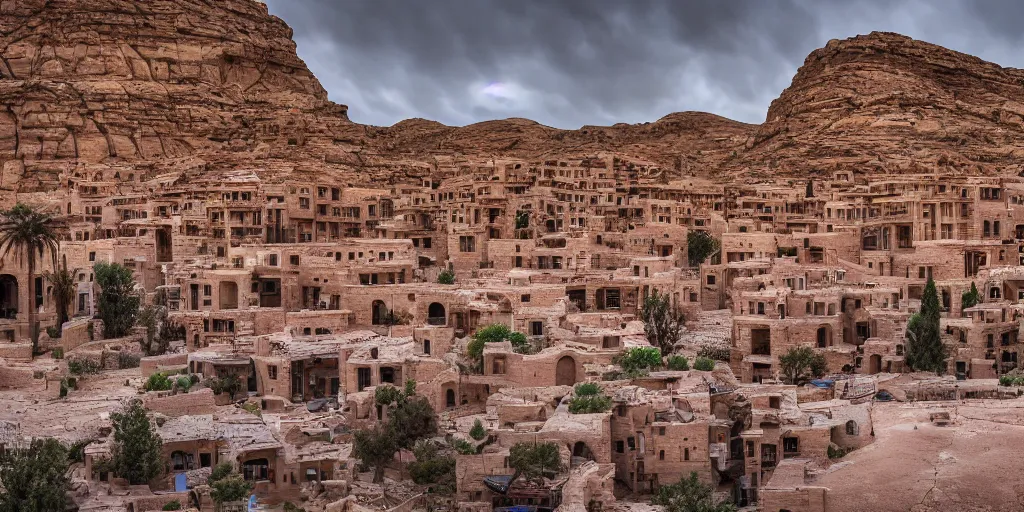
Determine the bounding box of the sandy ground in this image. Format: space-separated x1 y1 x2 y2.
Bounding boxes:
818 399 1024 512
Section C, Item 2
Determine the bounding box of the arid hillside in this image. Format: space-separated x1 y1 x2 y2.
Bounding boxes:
3 1 1024 202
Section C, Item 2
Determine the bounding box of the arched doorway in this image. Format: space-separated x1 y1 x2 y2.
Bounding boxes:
556 356 576 386
572 441 594 461
371 300 388 325
869 354 882 374
817 325 831 348
445 388 456 408
0 275 17 320
428 302 446 326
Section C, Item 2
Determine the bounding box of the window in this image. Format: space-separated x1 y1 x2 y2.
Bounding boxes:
88 251 96 262
268 365 277 380
845 420 859 436
615 441 624 453
658 427 666 436
459 236 476 252
267 254 278 266
659 450 665 460
290 255 300 266
530 321 543 336
706 275 716 285
783 437 799 454
203 285 211 296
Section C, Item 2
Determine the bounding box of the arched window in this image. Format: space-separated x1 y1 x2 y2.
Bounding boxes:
845 420 859 436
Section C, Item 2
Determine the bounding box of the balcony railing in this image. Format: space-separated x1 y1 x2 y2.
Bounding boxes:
427 316 447 326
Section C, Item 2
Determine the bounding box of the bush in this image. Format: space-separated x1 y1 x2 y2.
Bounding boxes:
697 344 730 362
144 373 173 392
999 375 1024 386
778 346 827 385
241 402 262 417
118 352 141 369
437 269 456 285
618 347 662 376
210 475 252 504
573 382 601 396
666 355 690 371
52 347 64 360
466 324 530 361
46 325 61 339
175 376 192 393
163 500 182 511
469 419 487 440
67 357 101 375
828 445 853 459
568 393 612 414
451 438 476 455
189 373 200 385
693 357 716 371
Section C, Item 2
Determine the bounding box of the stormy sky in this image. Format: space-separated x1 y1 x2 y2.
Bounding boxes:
263 0 1024 129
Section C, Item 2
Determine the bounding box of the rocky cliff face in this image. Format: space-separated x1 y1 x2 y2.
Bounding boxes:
744 32 1024 178
0 3 1021 198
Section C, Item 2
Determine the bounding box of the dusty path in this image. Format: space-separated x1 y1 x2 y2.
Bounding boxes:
818 400 1024 512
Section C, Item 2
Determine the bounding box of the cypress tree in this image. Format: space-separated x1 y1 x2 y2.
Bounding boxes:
905 278 947 374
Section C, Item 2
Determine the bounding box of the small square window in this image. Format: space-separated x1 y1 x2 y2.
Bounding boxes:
290 255 300 266
521 294 531 303
88 251 96 262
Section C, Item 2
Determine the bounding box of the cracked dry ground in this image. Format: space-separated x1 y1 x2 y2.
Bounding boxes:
818 400 1024 512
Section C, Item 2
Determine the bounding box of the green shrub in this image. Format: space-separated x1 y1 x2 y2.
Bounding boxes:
666 355 690 371
568 393 612 414
618 347 662 376
189 373 200 385
573 382 601 396
52 347 64 359
118 352 141 369
144 373 173 392
67 357 101 375
467 324 530 361
162 500 182 511
59 380 69 398
451 438 476 455
46 325 61 339
175 376 192 392
469 419 487 440
999 375 1024 386
693 357 716 371
437 269 456 285
828 445 853 459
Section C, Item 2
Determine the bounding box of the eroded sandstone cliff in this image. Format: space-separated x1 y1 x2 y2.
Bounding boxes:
1 2 1023 200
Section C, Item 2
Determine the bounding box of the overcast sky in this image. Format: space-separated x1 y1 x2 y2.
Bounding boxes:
264 0 1024 129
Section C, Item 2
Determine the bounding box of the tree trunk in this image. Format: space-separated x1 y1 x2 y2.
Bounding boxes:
27 253 37 355
373 464 385 483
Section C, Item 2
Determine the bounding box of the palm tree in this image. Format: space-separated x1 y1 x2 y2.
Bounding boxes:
45 258 79 338
0 204 60 354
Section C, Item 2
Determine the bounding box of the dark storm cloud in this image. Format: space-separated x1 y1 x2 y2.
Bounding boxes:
262 0 1024 129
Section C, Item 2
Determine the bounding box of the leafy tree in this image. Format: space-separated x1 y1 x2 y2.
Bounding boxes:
961 281 980 312
437 269 456 285
508 442 564 484
353 424 398 483
389 395 438 449
94 262 141 339
44 259 79 338
641 289 685 356
404 378 417 397
208 463 234 484
905 278 948 374
408 440 456 494
687 230 720 267
778 346 827 385
137 298 184 356
210 474 252 504
567 383 612 414
667 355 690 371
374 384 403 407
693 357 716 371
0 438 71 512
110 398 162 485
467 323 529 361
618 347 662 376
653 471 736 512
469 419 487 440
0 203 61 354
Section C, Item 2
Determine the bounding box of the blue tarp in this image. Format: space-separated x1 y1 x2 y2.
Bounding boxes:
810 379 834 388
